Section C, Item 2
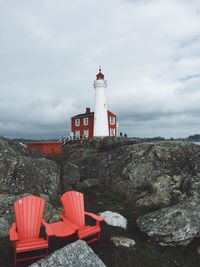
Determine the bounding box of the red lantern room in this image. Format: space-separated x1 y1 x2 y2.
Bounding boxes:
96 66 104 80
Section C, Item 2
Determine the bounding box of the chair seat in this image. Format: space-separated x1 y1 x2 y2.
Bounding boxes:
78 225 100 239
16 238 48 253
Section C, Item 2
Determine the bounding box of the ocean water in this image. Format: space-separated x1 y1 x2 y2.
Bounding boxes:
191 142 200 145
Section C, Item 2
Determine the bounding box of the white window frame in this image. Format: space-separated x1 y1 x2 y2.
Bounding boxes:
83 129 89 138
83 117 88 126
109 116 115 125
110 128 115 136
75 130 80 139
75 118 80 126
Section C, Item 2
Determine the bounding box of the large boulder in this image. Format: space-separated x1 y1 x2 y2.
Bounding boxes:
63 141 200 209
0 137 61 200
29 240 106 267
137 200 200 246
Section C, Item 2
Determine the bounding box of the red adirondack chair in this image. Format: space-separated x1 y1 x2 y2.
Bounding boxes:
61 191 103 244
9 195 54 266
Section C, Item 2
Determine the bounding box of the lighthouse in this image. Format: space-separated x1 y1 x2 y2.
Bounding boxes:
93 67 109 137
70 67 117 140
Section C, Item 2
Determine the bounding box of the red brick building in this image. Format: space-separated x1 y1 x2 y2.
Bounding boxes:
71 107 117 140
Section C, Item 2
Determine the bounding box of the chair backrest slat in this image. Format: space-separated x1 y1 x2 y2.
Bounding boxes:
14 196 45 240
61 191 85 227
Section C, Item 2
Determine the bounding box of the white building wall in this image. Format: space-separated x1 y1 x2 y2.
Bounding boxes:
93 79 109 137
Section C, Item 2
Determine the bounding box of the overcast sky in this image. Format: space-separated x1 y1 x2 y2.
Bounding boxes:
0 0 200 139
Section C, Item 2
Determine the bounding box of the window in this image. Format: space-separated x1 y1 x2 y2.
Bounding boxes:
83 117 88 125
83 129 89 139
110 128 115 136
75 118 80 126
110 116 115 125
75 130 80 139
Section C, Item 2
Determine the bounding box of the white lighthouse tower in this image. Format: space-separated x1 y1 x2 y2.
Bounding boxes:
93 67 109 137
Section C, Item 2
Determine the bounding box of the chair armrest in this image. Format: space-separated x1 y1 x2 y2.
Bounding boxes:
85 212 103 222
61 215 79 231
42 219 54 236
9 223 19 241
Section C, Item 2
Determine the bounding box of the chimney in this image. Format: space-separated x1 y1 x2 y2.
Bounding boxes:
86 107 90 114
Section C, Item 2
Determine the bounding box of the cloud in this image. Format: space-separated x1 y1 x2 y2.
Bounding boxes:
0 0 200 139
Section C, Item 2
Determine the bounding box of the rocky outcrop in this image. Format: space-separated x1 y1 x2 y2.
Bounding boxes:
2 137 200 250
61 140 200 247
137 200 200 246
62 137 139 162
29 240 106 267
61 162 80 191
63 141 200 210
0 137 61 200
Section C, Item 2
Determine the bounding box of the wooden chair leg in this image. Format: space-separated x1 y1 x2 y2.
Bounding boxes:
14 250 16 267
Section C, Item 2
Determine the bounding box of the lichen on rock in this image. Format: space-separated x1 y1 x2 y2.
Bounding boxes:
137 200 200 246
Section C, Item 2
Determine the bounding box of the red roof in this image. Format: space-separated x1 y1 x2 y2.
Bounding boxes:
72 111 94 119
71 108 116 119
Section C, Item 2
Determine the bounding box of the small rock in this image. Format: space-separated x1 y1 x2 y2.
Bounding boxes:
81 178 100 188
111 236 135 248
197 246 200 258
99 211 127 229
173 175 182 183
